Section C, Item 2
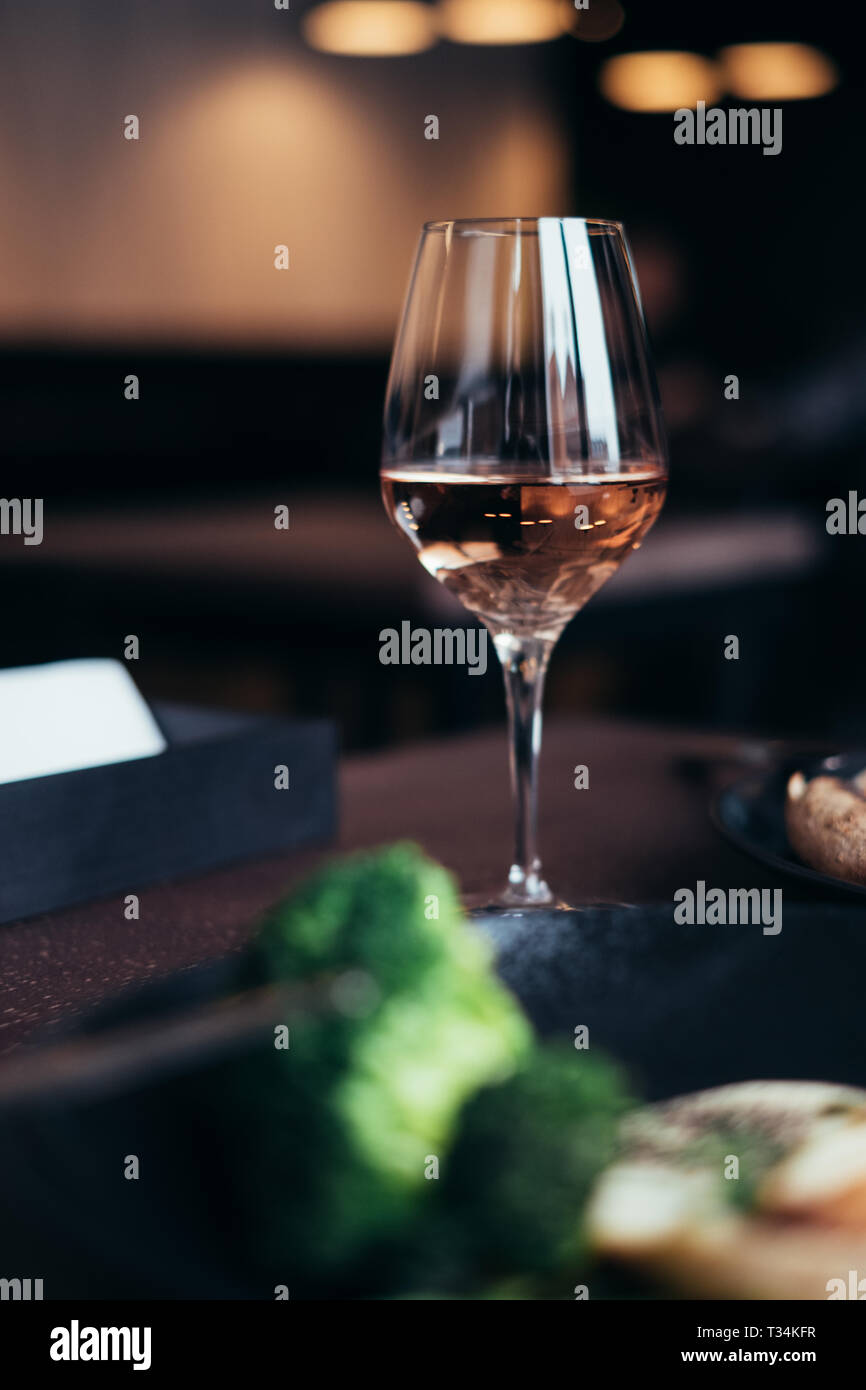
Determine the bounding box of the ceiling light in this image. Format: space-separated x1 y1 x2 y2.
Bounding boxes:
439 0 568 46
599 51 723 113
303 2 437 57
719 43 838 101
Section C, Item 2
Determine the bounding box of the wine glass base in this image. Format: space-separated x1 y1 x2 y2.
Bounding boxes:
464 896 571 918
464 893 636 922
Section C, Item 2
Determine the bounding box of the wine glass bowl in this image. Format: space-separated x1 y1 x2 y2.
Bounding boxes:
381 218 668 913
380 468 666 643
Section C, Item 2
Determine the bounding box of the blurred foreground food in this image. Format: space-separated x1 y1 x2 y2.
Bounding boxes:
208 842 631 1298
589 1080 866 1299
45 842 858 1299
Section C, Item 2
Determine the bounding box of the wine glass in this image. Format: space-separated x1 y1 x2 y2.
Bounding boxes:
381 218 668 914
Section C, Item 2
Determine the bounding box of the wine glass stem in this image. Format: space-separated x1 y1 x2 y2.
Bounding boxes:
493 633 555 906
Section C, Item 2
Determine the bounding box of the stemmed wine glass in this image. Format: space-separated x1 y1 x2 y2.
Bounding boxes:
381 218 668 914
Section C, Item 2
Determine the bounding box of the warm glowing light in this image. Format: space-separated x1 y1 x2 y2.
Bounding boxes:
303 2 437 56
719 43 838 101
439 0 568 46
599 51 722 112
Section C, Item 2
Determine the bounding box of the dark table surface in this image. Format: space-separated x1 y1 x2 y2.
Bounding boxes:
0 715 803 1055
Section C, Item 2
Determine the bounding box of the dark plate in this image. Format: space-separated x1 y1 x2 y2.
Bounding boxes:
711 751 866 901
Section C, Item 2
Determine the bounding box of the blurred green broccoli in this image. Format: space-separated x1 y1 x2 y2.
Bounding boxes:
203 843 635 1298
434 1046 633 1286
227 843 531 1293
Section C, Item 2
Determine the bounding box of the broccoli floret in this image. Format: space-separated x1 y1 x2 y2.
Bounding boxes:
436 1046 632 1283
228 843 530 1292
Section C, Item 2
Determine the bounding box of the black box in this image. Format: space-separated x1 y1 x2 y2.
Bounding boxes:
0 703 337 924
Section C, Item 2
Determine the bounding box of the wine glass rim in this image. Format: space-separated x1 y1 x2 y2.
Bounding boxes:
423 216 624 236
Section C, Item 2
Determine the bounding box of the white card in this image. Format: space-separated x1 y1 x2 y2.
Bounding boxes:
0 658 167 785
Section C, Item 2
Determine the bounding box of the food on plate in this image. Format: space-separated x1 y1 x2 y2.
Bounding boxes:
197 842 633 1297
174 846 866 1300
785 769 866 885
588 1080 866 1298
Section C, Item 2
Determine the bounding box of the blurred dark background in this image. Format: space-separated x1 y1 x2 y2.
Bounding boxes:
1 0 864 749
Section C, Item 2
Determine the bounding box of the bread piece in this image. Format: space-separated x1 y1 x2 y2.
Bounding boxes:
785 770 866 885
